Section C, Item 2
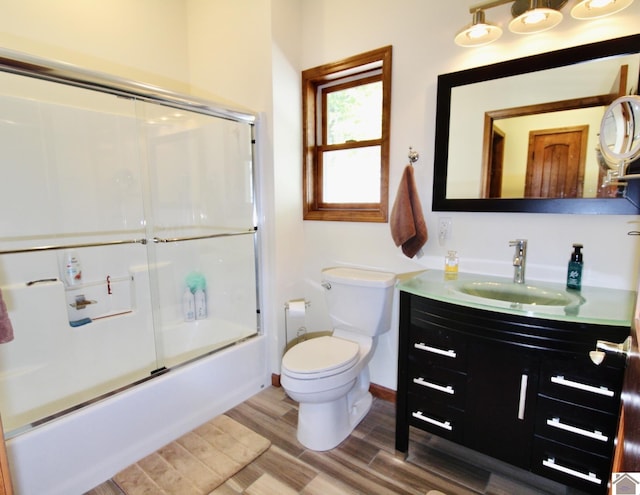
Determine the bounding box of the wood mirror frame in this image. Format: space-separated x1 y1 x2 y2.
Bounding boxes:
432 34 640 214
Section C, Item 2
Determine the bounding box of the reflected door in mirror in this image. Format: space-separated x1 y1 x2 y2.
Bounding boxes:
524 126 587 198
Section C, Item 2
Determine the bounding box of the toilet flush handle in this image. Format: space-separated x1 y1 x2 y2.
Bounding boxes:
321 281 331 290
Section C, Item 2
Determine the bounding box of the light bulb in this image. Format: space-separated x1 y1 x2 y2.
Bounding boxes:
509 6 563 34
571 0 634 19
522 10 548 24
586 0 616 8
468 25 490 39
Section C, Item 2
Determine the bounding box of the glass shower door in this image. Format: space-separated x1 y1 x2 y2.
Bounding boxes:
138 101 259 369
0 66 260 435
0 71 157 433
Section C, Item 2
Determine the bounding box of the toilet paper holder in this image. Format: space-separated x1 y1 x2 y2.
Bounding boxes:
284 299 310 313
284 299 310 349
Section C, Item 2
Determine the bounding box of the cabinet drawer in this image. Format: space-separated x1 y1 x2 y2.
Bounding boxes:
408 392 464 443
409 324 467 370
539 354 624 413
535 396 617 457
532 437 610 495
408 361 466 408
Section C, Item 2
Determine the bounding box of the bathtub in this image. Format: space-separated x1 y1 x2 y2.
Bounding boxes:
6 334 269 495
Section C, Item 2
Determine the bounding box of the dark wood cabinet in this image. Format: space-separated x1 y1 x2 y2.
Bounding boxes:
532 351 626 492
396 291 629 495
465 340 539 469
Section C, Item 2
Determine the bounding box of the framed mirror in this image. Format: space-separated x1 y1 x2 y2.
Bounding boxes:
432 34 640 214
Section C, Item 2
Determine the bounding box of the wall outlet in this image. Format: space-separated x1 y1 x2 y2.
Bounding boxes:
438 217 452 245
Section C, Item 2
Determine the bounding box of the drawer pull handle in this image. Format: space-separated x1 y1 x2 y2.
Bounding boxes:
517 374 528 420
412 411 453 431
542 458 602 485
550 375 614 397
414 343 456 358
413 377 454 395
547 417 608 442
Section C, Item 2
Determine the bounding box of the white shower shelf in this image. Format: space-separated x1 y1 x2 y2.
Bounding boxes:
65 274 135 324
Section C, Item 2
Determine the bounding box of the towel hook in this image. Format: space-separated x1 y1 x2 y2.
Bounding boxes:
408 147 419 165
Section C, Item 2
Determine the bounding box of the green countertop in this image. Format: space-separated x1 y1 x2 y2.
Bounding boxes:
398 270 636 327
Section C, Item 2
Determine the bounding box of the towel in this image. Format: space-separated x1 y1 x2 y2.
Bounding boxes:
390 165 428 258
0 288 14 344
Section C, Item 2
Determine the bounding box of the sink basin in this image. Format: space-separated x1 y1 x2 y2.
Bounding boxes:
455 281 580 306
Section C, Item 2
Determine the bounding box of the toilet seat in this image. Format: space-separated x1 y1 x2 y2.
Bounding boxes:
282 336 359 379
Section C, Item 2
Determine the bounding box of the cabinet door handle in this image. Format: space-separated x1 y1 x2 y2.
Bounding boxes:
517 374 528 420
412 411 453 431
546 417 608 442
414 342 456 358
413 377 454 395
542 458 602 485
550 375 614 397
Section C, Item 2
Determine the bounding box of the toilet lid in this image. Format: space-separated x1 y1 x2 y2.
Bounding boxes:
282 336 359 378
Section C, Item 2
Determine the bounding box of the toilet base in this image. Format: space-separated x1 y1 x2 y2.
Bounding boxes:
296 390 373 451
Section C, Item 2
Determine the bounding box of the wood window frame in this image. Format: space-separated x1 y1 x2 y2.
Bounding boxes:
302 46 392 222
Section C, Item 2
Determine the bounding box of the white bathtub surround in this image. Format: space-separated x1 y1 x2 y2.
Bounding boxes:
7 335 269 495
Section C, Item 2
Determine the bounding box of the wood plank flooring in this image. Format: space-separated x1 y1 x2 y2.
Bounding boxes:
86 386 577 494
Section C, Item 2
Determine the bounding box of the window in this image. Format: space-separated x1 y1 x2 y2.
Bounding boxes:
302 46 392 222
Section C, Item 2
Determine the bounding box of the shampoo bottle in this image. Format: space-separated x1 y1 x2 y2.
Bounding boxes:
566 243 583 291
195 288 207 320
183 288 195 322
64 251 82 286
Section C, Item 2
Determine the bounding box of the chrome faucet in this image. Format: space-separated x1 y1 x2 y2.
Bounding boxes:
509 239 527 284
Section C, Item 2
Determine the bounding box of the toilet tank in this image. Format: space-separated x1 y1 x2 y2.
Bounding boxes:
322 267 396 337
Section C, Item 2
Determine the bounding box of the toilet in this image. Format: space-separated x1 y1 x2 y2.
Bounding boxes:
280 266 396 451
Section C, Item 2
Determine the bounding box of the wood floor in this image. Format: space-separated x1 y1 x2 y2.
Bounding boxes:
86 386 577 495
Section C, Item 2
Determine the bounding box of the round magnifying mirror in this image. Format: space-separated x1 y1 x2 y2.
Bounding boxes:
599 95 640 167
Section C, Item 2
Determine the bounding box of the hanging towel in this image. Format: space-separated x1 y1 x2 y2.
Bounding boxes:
0 288 14 344
390 165 428 258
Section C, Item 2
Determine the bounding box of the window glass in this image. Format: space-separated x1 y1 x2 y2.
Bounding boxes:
325 81 382 145
322 146 381 203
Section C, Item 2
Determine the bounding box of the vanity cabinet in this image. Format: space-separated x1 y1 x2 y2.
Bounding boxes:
396 291 629 495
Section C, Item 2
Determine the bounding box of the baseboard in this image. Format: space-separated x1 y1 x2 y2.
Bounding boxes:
369 382 396 403
270 373 396 403
271 373 281 388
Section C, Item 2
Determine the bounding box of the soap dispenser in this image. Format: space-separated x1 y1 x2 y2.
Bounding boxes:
566 243 583 291
444 250 459 280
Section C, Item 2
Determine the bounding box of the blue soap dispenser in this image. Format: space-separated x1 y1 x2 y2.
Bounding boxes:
566 243 583 290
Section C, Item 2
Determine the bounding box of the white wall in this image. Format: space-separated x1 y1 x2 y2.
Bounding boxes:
0 0 191 92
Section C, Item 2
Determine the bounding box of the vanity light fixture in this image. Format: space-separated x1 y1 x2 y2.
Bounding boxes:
456 0 571 46
509 0 564 33
455 9 504 47
571 0 635 19
455 0 634 47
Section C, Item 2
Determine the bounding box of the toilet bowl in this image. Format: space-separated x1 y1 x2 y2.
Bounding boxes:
280 267 396 451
